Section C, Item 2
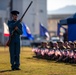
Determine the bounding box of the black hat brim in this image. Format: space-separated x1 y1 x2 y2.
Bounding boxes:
11 10 19 15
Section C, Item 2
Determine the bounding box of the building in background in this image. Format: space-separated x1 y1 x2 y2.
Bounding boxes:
0 0 47 45
48 14 73 36
47 5 76 37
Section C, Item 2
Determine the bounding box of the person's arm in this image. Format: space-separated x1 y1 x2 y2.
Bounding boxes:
8 20 21 29
15 24 23 35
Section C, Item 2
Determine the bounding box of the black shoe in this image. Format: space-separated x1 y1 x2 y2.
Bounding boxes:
11 68 15 71
15 68 21 70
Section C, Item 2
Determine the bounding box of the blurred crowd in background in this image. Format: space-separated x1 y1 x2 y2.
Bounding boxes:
32 40 76 64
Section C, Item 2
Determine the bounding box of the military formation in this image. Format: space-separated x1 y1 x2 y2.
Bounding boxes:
32 41 76 64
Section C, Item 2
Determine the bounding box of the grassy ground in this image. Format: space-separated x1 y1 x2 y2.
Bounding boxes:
0 47 76 75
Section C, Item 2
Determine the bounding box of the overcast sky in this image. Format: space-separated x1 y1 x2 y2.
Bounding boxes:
47 0 76 11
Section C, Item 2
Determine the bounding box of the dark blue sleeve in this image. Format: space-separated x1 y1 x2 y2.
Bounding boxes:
16 24 23 35
7 20 21 29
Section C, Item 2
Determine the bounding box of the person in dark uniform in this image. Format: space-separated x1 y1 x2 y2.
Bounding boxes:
7 10 23 70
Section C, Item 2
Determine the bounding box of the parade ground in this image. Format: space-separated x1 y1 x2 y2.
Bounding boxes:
0 47 76 75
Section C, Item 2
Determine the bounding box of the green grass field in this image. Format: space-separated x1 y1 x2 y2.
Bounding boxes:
0 47 76 75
